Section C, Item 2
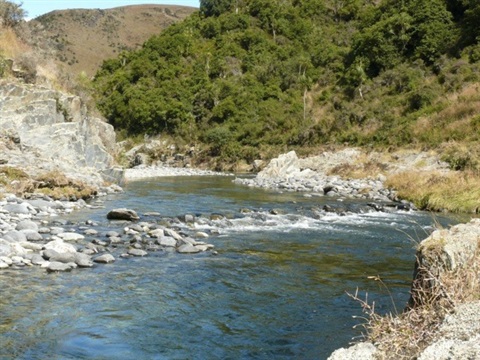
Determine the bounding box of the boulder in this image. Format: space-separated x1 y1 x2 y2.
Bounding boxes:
58 232 85 242
20 241 43 251
30 253 47 265
20 229 43 241
74 253 94 267
149 228 165 238
257 151 300 179
46 261 72 272
93 254 115 263
42 249 60 260
3 203 32 214
164 228 183 241
107 208 140 221
195 231 209 239
43 238 77 254
177 243 201 254
0 256 13 265
157 237 177 247
49 252 76 264
3 230 27 243
16 220 39 231
127 249 148 257
409 218 480 307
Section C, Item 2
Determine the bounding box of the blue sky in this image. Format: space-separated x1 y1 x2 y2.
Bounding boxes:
21 1 200 19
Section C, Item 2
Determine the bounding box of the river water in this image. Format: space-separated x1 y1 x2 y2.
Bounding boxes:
0 176 462 359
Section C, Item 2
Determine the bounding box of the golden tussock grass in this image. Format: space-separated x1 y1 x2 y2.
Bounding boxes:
0 27 29 58
0 167 97 200
386 170 480 213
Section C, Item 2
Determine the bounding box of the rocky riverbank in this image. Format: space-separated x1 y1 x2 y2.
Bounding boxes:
0 79 225 273
234 149 447 209
234 150 395 202
0 186 218 272
328 218 480 359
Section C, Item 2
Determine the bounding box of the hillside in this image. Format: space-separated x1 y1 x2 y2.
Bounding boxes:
25 4 197 76
92 0 480 173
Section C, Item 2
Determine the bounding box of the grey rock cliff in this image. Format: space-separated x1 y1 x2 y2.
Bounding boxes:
0 80 122 185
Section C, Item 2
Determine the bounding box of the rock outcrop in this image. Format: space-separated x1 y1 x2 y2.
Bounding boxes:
328 219 480 359
0 80 123 187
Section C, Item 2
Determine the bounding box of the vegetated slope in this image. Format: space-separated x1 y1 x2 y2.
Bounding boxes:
93 0 480 169
26 4 196 76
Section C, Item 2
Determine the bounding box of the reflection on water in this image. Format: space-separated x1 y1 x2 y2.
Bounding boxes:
0 176 462 359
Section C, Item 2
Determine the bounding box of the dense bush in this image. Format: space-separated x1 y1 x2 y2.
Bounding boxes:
93 0 480 164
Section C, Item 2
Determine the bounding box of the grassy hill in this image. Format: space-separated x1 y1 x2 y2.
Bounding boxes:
25 4 196 76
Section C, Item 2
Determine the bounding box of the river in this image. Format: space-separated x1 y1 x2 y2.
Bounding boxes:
0 175 461 359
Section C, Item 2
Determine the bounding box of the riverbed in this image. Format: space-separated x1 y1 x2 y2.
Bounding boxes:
0 175 462 359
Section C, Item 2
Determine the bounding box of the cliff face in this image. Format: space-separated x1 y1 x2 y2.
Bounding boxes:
0 80 122 187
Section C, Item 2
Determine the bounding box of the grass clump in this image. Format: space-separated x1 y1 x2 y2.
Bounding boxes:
34 170 97 200
0 166 29 180
385 170 480 213
0 167 97 200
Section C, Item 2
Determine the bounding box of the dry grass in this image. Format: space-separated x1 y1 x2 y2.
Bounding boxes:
0 27 29 58
26 4 196 77
34 170 97 200
385 170 480 212
0 167 97 200
328 159 389 179
350 242 480 359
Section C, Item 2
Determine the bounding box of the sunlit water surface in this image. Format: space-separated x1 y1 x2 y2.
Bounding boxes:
0 176 463 359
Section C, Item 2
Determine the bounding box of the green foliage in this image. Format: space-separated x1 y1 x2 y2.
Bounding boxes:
94 0 480 165
349 0 454 77
200 0 238 17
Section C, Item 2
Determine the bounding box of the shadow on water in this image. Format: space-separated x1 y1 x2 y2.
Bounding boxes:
0 176 464 359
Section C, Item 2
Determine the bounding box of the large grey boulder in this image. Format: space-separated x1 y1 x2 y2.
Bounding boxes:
177 243 201 254
49 252 76 264
46 261 73 272
127 249 148 257
20 229 43 241
257 151 300 179
3 203 32 214
74 253 94 267
16 220 39 231
3 230 27 243
43 238 77 254
107 208 140 221
93 254 115 263
409 219 480 307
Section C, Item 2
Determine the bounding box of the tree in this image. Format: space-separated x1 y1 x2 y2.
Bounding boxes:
349 0 454 77
0 0 26 28
200 0 234 17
